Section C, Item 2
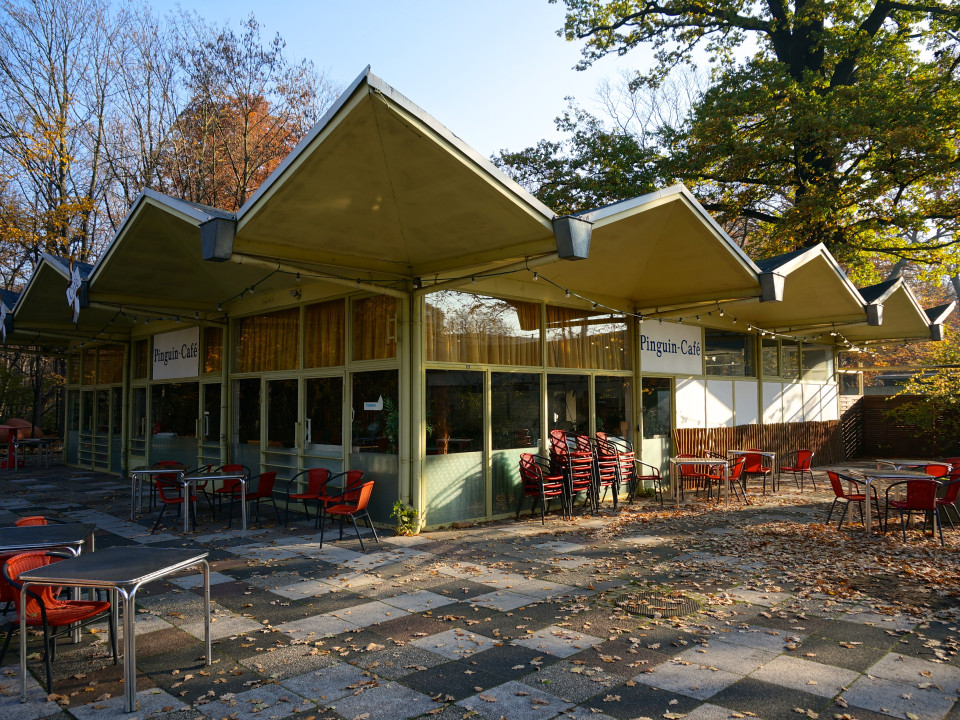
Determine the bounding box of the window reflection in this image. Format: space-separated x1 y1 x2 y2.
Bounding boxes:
426 291 540 365
704 330 755 377
491 373 540 450
352 370 398 453
547 374 588 434
595 376 632 440
306 377 343 448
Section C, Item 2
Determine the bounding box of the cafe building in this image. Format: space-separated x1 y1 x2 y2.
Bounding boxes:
4 68 952 528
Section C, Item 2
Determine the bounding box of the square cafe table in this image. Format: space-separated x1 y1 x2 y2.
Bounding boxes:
18 545 210 713
0 522 96 558
843 468 937 536
669 456 732 506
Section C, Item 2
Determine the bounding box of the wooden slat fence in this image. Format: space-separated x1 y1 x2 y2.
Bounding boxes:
674 420 845 467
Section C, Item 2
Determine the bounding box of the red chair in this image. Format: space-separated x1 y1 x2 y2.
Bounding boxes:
780 450 816 491
319 480 380 552
0 551 117 693
742 450 776 494
517 454 566 523
14 516 50 527
284 468 332 527
550 430 594 513
583 435 619 509
148 460 185 511
727 456 748 503
936 478 960 530
924 463 950 479
152 476 197 533
883 479 943 545
826 470 879 530
213 464 251 519
224 472 279 527
676 453 713 500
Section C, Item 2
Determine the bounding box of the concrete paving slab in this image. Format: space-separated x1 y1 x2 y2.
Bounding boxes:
749 654 860 697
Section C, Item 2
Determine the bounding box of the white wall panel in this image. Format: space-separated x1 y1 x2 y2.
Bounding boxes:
676 378 707 429
706 380 734 428
762 382 783 424
734 381 759 425
783 383 804 423
802 383 821 422
821 382 839 421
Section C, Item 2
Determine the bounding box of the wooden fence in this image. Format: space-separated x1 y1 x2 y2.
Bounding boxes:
674 420 845 466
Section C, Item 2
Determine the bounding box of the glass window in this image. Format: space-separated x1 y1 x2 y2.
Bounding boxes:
801 345 834 381
781 340 800 380
68 352 80 384
150 383 199 436
547 374 589 434
761 338 779 377
80 391 93 432
426 370 483 455
204 327 223 374
133 340 149 379
131 387 146 440
266 379 298 450
595 376 633 440
203 383 221 442
304 299 345 368
306 377 343 449
111 387 123 435
546 306 629 370
491 373 540 450
97 345 124 384
351 370 399 453
353 296 397 361
95 389 109 433
704 330 755 377
235 378 261 445
82 348 96 384
234 308 300 372
642 377 672 439
425 291 540 366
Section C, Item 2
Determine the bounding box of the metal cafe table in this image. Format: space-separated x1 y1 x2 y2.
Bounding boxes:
192 469 249 530
18 545 211 713
728 449 778 493
128 465 185 522
843 468 937 537
0 522 96 558
669 456 733 506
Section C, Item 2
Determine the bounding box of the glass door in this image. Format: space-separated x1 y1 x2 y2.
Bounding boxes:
265 378 298 477
149 382 200 467
110 387 123 473
232 378 261 473
350 369 398 523
200 383 221 467
93 389 110 470
303 376 344 485
130 387 147 466
641 377 673 483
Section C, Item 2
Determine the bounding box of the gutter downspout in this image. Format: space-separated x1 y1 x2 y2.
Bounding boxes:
220 320 230 464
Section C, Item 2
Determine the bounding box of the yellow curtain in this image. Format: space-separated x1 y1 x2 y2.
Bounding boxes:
82 348 96 384
353 296 397 361
546 305 629 370
96 345 125 384
234 308 300 372
304 299 345 368
203 327 223 374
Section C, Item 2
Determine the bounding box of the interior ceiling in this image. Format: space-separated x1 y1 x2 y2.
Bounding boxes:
537 197 761 309
235 88 556 279
726 254 866 331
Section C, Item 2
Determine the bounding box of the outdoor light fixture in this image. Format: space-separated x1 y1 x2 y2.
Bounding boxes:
565 289 571 298
532 272 538 281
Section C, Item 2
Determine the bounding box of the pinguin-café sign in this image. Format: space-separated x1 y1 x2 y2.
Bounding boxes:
639 321 702 375
152 326 200 380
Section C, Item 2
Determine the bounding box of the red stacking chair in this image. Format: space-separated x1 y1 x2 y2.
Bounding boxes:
727 456 748 503
15 516 52 527
585 435 620 509
924 463 950 479
826 470 879 530
676 453 713 500
742 450 775 494
517 453 566 523
549 430 594 513
147 460 184 511
319 480 380 552
152 476 197 533
780 449 816 490
936 477 960 530
0 551 117 693
284 468 332 527
884 478 943 545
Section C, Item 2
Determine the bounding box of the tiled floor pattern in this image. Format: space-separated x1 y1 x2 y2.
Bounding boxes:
0 466 957 720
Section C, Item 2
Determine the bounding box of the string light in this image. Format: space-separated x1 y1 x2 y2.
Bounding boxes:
532 272 538 281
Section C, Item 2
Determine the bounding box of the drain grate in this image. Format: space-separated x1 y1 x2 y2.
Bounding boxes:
612 589 702 618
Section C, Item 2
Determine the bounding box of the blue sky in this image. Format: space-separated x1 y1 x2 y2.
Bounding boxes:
152 0 641 158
